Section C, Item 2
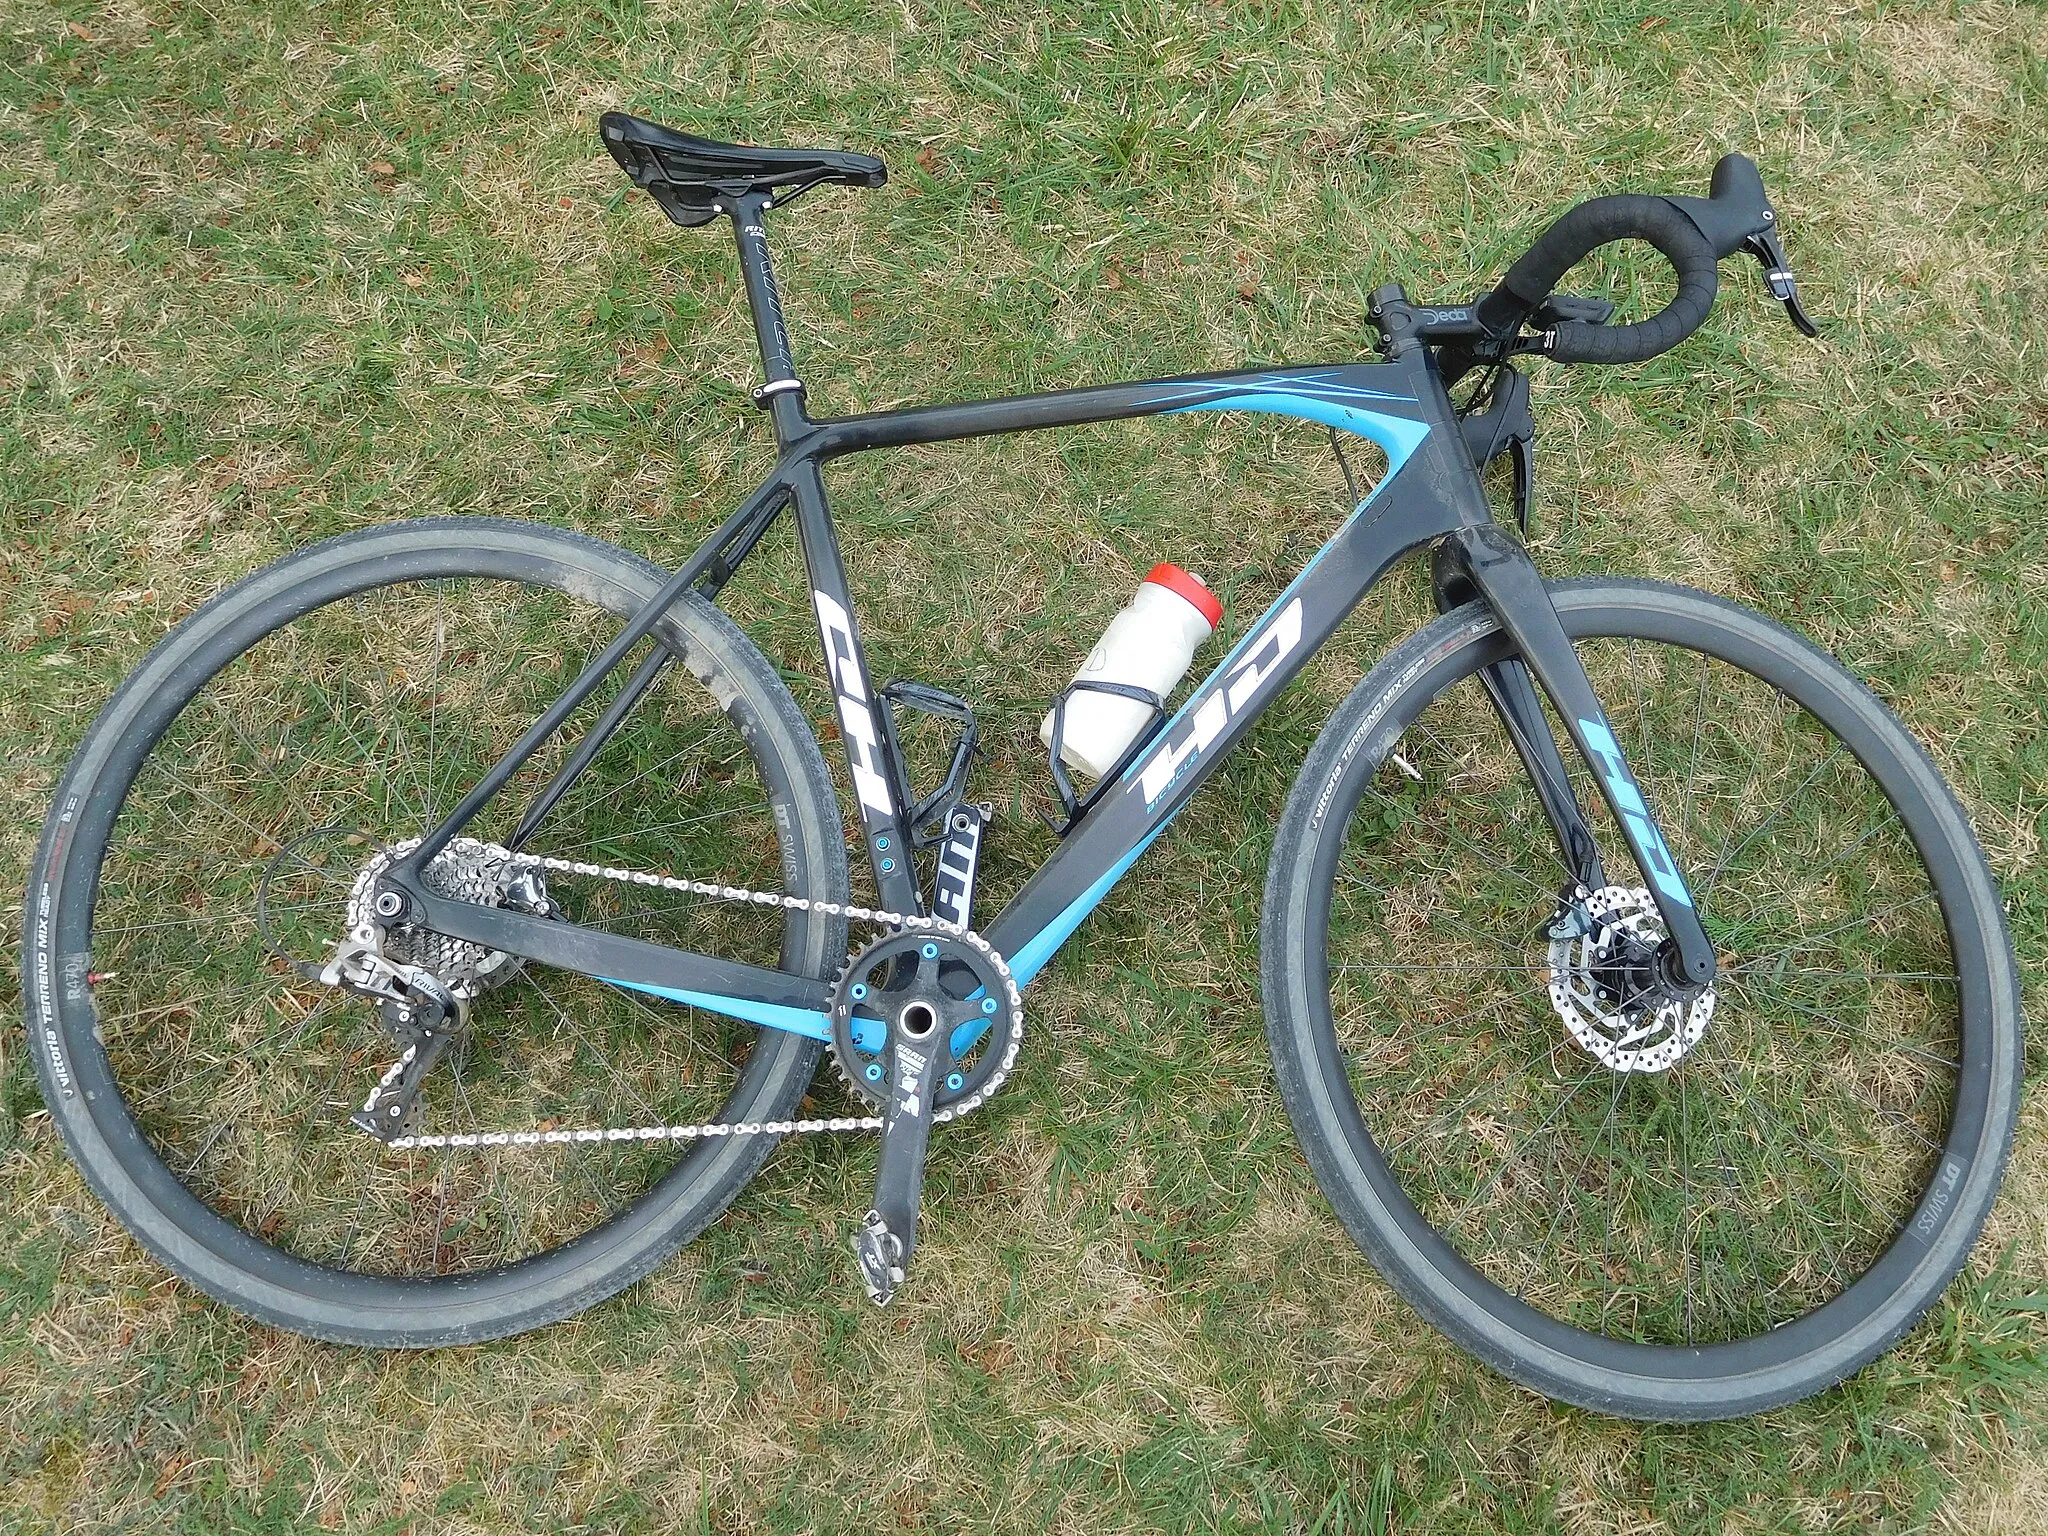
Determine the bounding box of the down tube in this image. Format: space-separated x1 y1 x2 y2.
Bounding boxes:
984 459 1470 987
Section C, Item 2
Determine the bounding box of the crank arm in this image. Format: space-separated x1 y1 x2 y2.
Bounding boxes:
854 1026 947 1305
930 803 985 930
1437 524 1716 986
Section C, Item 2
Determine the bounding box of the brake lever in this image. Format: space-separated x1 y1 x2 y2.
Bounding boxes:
1509 433 1535 535
1456 363 1537 534
1744 226 1819 337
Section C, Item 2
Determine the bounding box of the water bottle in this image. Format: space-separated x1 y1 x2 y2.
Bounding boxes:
1040 564 1221 779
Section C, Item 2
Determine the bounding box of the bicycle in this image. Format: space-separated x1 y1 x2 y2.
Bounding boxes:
22 113 2021 1422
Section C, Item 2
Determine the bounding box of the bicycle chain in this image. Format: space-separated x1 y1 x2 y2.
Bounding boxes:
382 849 1011 1152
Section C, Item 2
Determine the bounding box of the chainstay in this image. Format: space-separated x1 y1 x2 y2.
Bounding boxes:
384 848 1006 1152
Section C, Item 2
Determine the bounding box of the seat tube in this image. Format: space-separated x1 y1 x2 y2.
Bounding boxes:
785 457 925 917
728 194 808 444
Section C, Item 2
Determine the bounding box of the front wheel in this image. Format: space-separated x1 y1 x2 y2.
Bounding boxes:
1262 578 2020 1420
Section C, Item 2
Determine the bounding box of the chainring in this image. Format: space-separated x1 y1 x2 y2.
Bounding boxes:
1546 884 1715 1073
828 928 1022 1122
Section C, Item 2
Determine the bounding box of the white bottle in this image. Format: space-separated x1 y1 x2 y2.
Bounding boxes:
1041 564 1222 779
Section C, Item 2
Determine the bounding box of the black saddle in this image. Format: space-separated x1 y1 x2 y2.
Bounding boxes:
600 111 886 228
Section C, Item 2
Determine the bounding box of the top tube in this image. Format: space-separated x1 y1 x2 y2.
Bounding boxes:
792 362 1430 463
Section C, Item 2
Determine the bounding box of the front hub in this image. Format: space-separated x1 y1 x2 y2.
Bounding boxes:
1546 885 1715 1073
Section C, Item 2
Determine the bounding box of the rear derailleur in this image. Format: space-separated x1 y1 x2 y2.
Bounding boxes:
325 953 464 1141
287 835 553 1143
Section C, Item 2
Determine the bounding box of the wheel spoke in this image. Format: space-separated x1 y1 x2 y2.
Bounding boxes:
1305 612 1982 1360
1698 745 1844 901
67 556 820 1298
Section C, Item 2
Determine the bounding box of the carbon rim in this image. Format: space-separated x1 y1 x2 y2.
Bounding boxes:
28 523 843 1327
1272 582 2015 1411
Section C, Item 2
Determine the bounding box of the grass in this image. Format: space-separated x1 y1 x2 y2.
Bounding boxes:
2 0 2047 1530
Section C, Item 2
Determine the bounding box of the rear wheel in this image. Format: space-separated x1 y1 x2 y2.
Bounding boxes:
23 517 848 1345
1262 578 2020 1420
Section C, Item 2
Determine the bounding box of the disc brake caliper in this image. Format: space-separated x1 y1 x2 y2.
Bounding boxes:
1546 885 1715 1074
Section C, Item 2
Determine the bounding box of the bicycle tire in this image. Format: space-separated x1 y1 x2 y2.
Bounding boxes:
1262 577 2020 1420
22 517 849 1345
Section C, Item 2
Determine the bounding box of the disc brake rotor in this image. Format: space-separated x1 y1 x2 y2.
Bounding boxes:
1546 884 1714 1073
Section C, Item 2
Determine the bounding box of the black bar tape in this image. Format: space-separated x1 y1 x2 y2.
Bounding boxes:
1492 193 1719 365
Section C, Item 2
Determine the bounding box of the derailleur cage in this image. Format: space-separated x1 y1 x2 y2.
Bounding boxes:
346 968 463 1142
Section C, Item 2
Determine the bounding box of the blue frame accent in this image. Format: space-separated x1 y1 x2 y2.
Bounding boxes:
603 978 843 1044
1163 383 1430 468
1576 717 1697 909
604 981 987 1059
1006 817 1176 987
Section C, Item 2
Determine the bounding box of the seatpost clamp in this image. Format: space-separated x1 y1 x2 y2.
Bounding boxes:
752 378 805 406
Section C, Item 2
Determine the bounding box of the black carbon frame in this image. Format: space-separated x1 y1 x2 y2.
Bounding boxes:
382 196 1716 1040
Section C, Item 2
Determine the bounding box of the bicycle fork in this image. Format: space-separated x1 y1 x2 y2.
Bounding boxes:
1431 523 1717 989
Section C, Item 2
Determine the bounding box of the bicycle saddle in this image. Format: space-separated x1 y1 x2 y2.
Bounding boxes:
600 111 886 228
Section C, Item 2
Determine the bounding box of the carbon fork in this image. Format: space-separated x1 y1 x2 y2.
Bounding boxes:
1433 524 1717 987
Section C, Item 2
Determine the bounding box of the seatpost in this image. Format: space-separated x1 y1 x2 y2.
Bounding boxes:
728 193 808 444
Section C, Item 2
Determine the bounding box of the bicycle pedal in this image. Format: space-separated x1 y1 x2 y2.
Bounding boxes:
852 1209 906 1305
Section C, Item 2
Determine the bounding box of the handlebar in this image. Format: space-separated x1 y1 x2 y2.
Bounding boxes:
1494 192 1719 364
1402 151 1817 371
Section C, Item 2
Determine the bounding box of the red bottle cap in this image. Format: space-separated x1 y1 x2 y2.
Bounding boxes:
1143 563 1223 629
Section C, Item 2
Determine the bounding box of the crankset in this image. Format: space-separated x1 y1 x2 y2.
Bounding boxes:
829 927 1023 1304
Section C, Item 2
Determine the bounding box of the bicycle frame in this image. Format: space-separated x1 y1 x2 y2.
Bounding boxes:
382 194 1717 1048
